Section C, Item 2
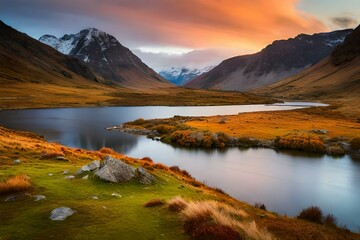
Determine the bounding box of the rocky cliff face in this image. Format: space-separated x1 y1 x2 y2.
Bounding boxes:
186 29 352 91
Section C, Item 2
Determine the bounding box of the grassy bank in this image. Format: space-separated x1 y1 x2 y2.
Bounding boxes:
121 107 360 156
1 126 359 239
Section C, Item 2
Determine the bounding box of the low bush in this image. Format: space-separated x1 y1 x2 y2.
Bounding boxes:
169 166 180 172
0 175 31 194
297 206 323 224
254 202 267 211
140 157 153 163
168 196 188 212
275 133 326 153
144 199 165 208
40 151 65 159
98 147 115 154
323 213 338 227
350 137 360 150
127 118 147 125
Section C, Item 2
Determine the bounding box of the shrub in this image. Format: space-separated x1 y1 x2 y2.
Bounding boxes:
275 133 326 153
144 199 165 208
127 118 147 125
350 137 360 150
254 202 267 211
189 179 202 187
323 213 337 227
168 196 188 212
297 206 323 224
140 157 153 163
153 163 168 170
169 166 181 172
0 175 31 194
181 170 192 178
98 147 115 154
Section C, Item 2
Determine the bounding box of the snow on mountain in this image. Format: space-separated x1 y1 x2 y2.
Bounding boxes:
159 66 213 85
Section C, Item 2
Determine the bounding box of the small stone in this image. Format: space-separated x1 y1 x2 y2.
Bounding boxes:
82 174 89 180
49 207 76 220
4 196 16 202
91 196 98 200
33 195 46 201
64 175 75 180
56 156 68 161
48 173 53 176
62 170 70 175
13 159 21 165
111 193 122 197
102 206 107 209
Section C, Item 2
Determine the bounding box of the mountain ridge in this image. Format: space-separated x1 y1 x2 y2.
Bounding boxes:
159 66 213 85
186 29 352 91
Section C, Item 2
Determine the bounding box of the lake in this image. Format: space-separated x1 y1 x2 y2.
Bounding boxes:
0 103 359 231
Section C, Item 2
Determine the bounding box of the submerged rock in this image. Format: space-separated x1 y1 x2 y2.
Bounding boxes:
95 156 135 183
77 160 100 174
50 207 76 220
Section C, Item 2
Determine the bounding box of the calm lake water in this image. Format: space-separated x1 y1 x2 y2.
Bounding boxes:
0 103 359 231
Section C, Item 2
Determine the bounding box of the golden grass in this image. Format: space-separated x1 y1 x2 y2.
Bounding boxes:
186 107 360 140
0 175 31 194
170 197 273 240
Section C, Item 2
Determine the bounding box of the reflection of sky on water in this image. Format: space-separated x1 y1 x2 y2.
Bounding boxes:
0 103 359 231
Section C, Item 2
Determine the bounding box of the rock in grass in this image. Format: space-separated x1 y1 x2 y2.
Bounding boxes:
62 170 70 175
4 196 16 202
95 156 135 183
77 160 100 174
136 167 154 185
50 207 76 220
111 193 122 197
82 174 89 180
64 175 75 180
13 159 21 165
33 195 46 201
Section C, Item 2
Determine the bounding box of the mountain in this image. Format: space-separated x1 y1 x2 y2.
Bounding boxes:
159 66 213 85
186 29 352 91
254 24 360 117
39 28 171 89
0 20 100 85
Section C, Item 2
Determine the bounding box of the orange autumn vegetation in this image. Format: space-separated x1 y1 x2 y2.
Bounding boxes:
0 175 31 194
186 107 360 140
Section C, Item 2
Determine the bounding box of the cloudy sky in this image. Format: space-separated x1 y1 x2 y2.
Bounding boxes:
1 0 359 71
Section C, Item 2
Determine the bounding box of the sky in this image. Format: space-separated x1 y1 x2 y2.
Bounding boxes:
1 0 359 71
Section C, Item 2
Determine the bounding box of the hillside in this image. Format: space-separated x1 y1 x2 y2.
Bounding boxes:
186 29 352 91
254 24 360 118
39 28 171 89
0 20 273 109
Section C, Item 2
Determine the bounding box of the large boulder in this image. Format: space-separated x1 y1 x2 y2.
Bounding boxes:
94 156 155 184
49 207 75 220
94 156 135 183
77 160 100 174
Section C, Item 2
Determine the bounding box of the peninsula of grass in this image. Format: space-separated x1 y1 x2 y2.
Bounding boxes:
0 126 359 239
119 107 360 156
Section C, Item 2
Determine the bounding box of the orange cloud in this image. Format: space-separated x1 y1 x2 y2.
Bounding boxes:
99 0 327 51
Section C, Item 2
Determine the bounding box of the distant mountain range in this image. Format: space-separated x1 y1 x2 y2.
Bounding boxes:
254 24 360 115
39 28 171 89
159 66 213 85
186 29 352 91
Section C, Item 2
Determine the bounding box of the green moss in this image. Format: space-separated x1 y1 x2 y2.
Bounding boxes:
0 159 205 240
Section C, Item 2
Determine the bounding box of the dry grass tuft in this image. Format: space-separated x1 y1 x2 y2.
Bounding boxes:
168 196 188 212
40 151 64 159
180 200 273 240
144 199 165 208
0 175 31 195
98 147 116 154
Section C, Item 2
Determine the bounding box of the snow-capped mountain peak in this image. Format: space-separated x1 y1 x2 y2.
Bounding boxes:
159 66 213 85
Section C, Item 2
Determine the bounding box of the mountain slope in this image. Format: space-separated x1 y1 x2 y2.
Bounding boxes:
159 66 212 85
254 24 360 117
39 29 171 89
186 29 352 91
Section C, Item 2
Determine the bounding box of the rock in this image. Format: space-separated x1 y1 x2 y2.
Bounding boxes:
153 137 161 141
64 175 75 180
4 196 16 202
62 170 70 175
77 160 100 174
94 156 135 183
48 173 53 176
135 167 155 185
13 159 21 165
91 196 98 200
33 195 46 201
49 207 76 220
111 193 122 197
309 129 329 134
82 174 89 180
56 156 68 161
